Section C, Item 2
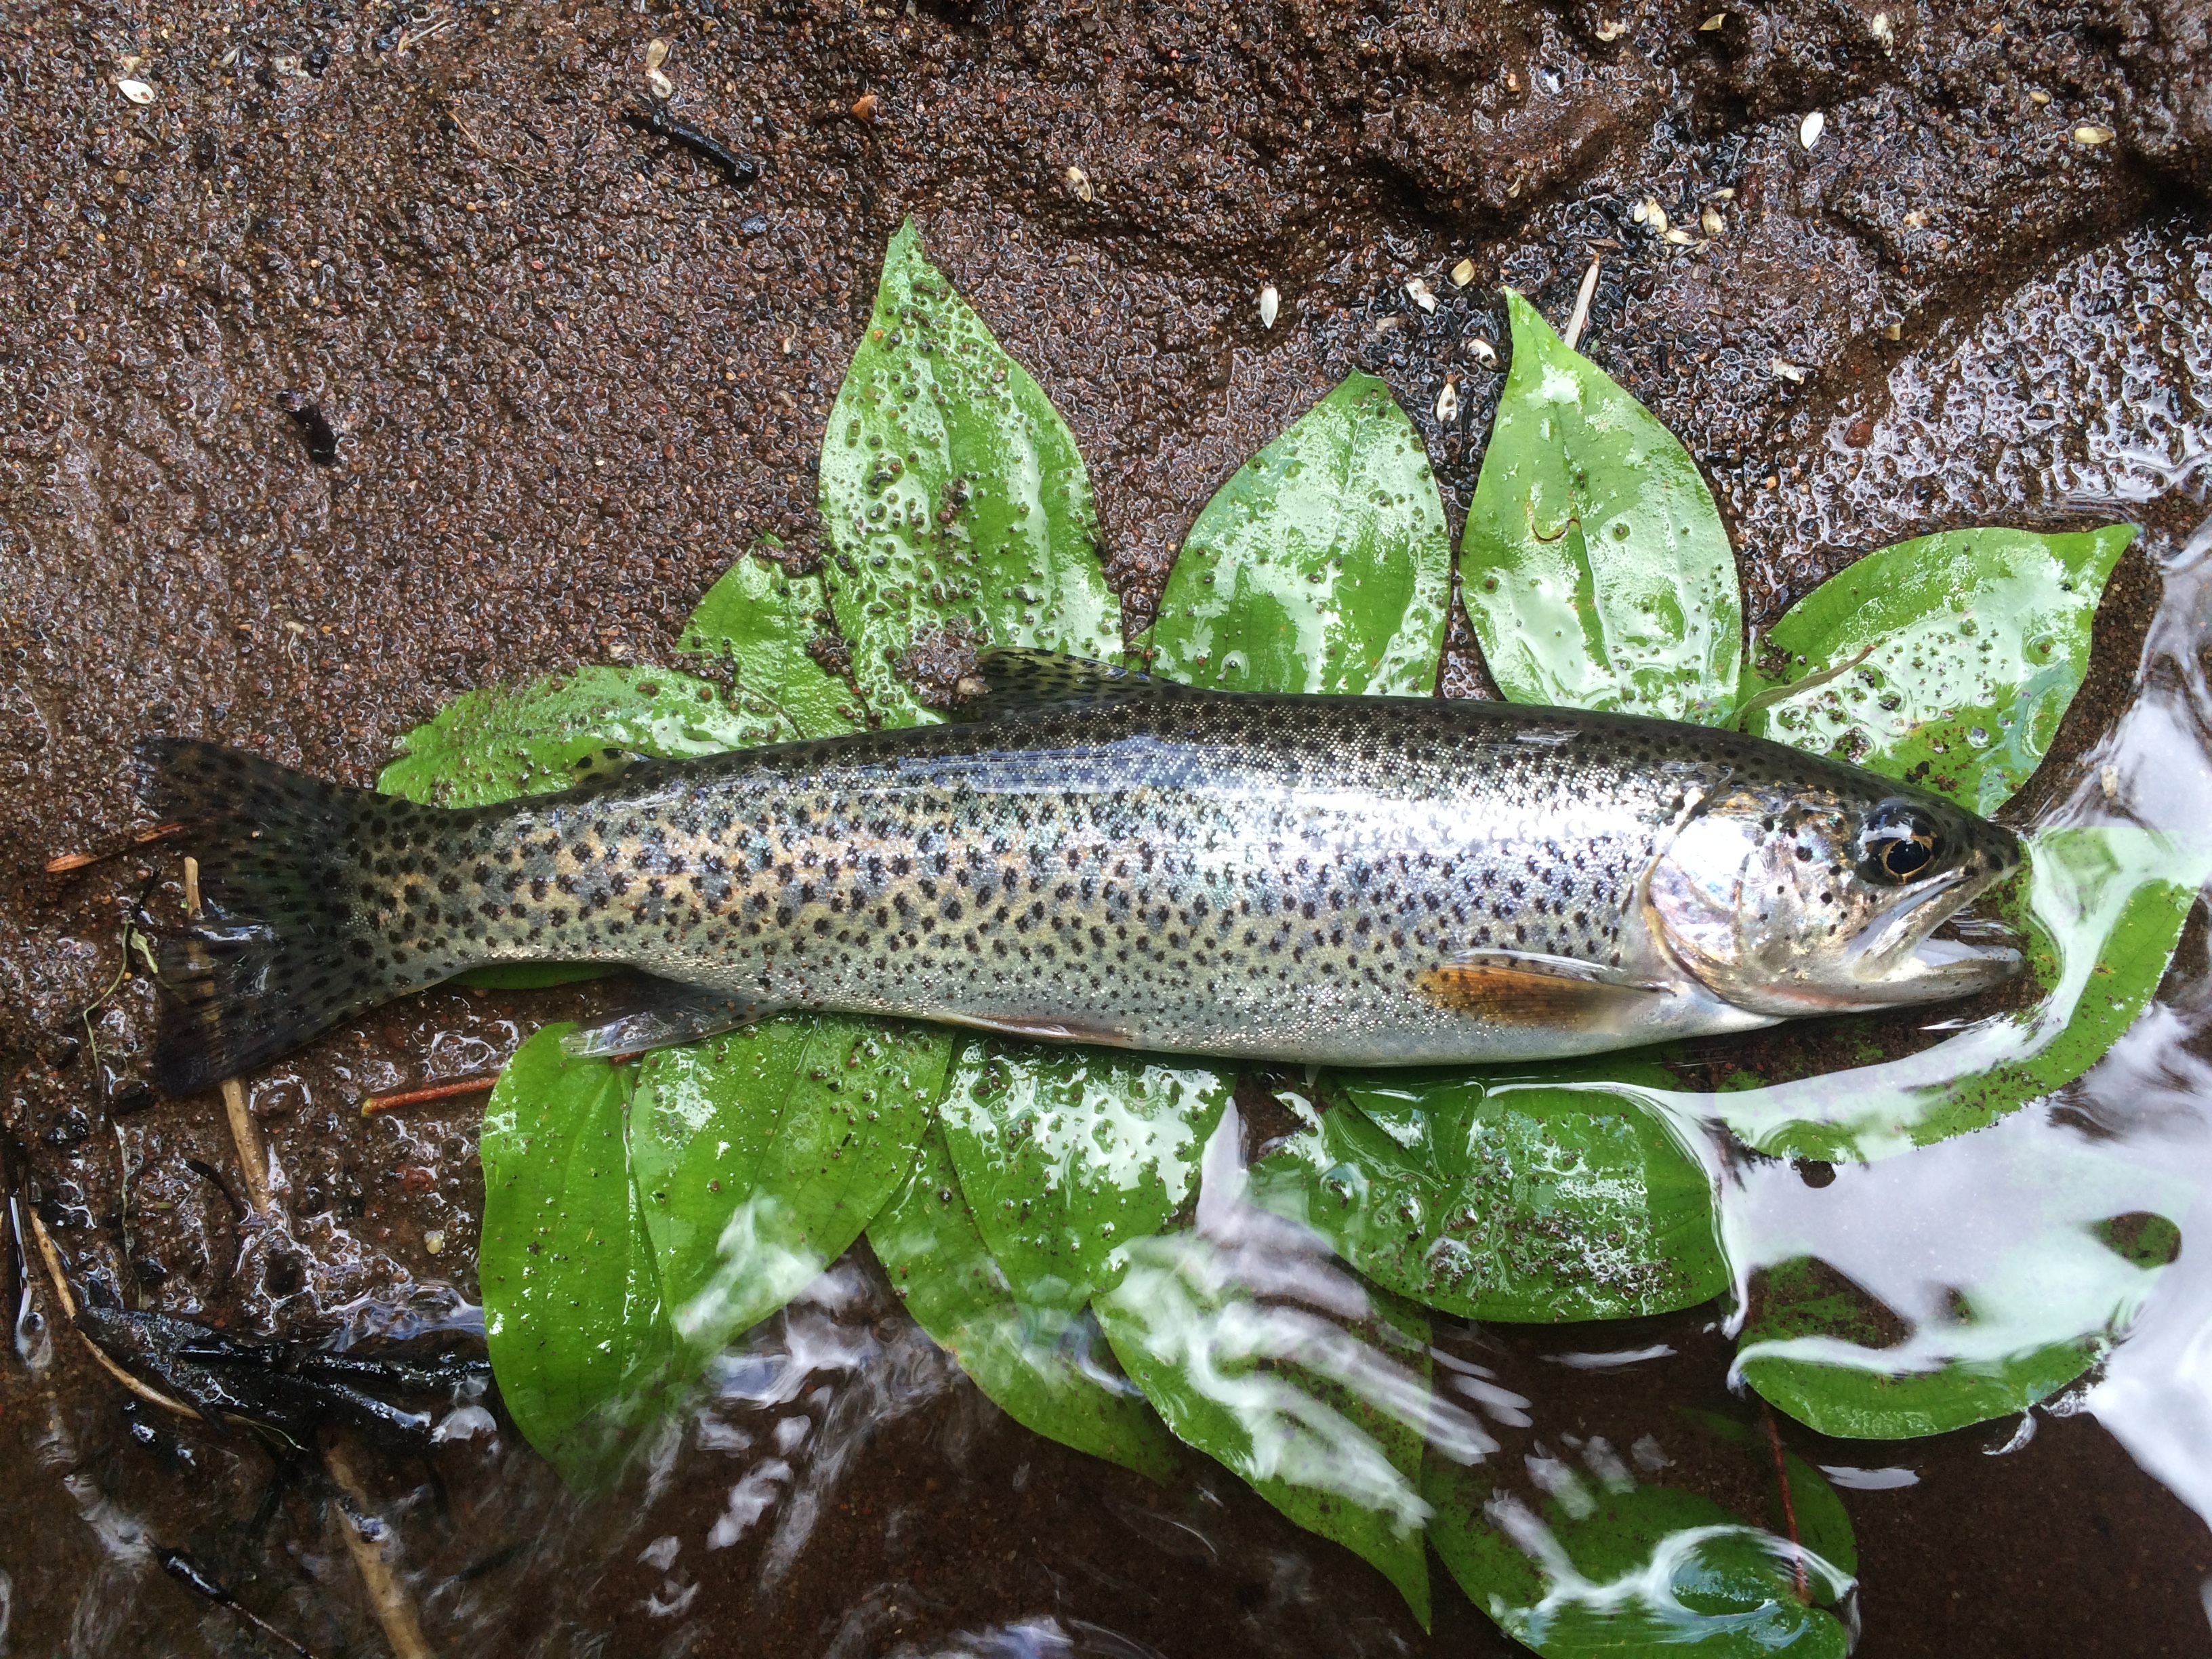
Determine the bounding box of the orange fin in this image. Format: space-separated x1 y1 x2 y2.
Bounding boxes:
948 1010 1137 1047
1417 953 1667 1025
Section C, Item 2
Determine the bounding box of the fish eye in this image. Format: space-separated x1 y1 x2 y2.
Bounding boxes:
1857 800 1942 885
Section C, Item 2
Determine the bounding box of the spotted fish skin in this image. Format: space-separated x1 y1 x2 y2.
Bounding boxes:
140 665 2020 1092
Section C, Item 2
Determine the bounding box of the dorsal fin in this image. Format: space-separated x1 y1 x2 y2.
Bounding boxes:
953 649 1209 720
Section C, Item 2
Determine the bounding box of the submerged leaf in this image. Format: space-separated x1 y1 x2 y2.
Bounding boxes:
1424 1442 1854 1658
937 1038 1231 1306
1094 1114 1437 1623
1743 525 2136 813
1461 291 1741 723
869 1119 1181 1481
1147 373 1452 695
478 1027 670 1486
1735 1253 2129 1441
819 219 1122 727
628 1019 949 1366
679 551 865 741
1250 1065 1727 1322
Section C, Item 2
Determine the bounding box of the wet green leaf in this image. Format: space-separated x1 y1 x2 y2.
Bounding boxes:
1424 1444 1853 1658
478 1025 670 1486
819 219 1122 727
1249 1063 1727 1322
1742 525 2136 813
1461 291 1740 723
1736 1256 2112 1441
1675 1410 1858 1577
628 1019 950 1366
869 1118 1181 1481
1094 1124 1435 1624
678 551 865 741
1696 827 2210 1160
937 1038 1232 1305
1146 373 1452 695
377 664 781 808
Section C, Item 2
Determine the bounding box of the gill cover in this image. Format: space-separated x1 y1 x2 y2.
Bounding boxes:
1645 784 2022 1017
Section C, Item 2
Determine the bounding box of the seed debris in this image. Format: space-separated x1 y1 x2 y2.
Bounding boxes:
117 78 155 103
1435 380 1460 424
1799 111 1826 150
1563 256 1599 351
1698 12 1725 28
1467 336 1498 367
1406 277 1437 313
2072 124 2114 146
1065 164 1092 203
1596 17 1628 39
1258 284 1279 329
1450 257 1477 288
1770 358 1807 383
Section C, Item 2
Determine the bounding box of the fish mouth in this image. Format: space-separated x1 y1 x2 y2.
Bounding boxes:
1846 863 2022 1004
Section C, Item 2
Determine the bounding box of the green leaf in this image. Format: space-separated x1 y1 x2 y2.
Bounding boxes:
1742 525 2136 813
1250 1063 1727 1322
1676 827 2211 1160
1424 1445 1853 1658
819 219 1122 727
628 1019 950 1365
1736 1256 2104 1441
376 664 782 808
1093 1122 1435 1624
869 1118 1181 1481
1145 373 1452 695
678 551 865 741
1675 1410 1859 1577
936 1038 1232 1305
1461 291 1741 723
478 1025 671 1486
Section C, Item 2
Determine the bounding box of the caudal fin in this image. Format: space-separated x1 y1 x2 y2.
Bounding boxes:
136 741 434 1095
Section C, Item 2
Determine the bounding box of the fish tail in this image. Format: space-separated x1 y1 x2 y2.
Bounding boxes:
136 739 464 1095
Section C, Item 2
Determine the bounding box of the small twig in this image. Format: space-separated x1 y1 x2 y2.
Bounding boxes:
159 1550 322 1659
184 855 274 1214
45 821 184 876
621 96 760 183
1732 642 1879 729
1761 1403 1811 1602
361 1076 498 1116
26 1207 201 1420
323 1437 435 1659
1563 255 1601 352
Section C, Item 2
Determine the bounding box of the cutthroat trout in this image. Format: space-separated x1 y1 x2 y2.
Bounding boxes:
140 650 2022 1094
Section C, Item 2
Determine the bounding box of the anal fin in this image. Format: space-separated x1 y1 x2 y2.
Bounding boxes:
561 981 776 1058
1416 950 1670 1027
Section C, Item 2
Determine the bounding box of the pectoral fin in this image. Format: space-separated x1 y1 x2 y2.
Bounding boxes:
1416 951 1670 1026
561 981 776 1057
945 1009 1138 1047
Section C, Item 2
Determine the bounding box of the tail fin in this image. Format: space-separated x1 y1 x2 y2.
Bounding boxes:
136 741 432 1096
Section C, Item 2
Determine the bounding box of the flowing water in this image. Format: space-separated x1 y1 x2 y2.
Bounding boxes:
5 190 2212 1659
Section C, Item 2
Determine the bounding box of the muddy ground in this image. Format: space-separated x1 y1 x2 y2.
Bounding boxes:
3 0 2211 1651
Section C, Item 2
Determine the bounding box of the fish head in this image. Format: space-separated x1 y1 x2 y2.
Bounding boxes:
1645 777 2023 1017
